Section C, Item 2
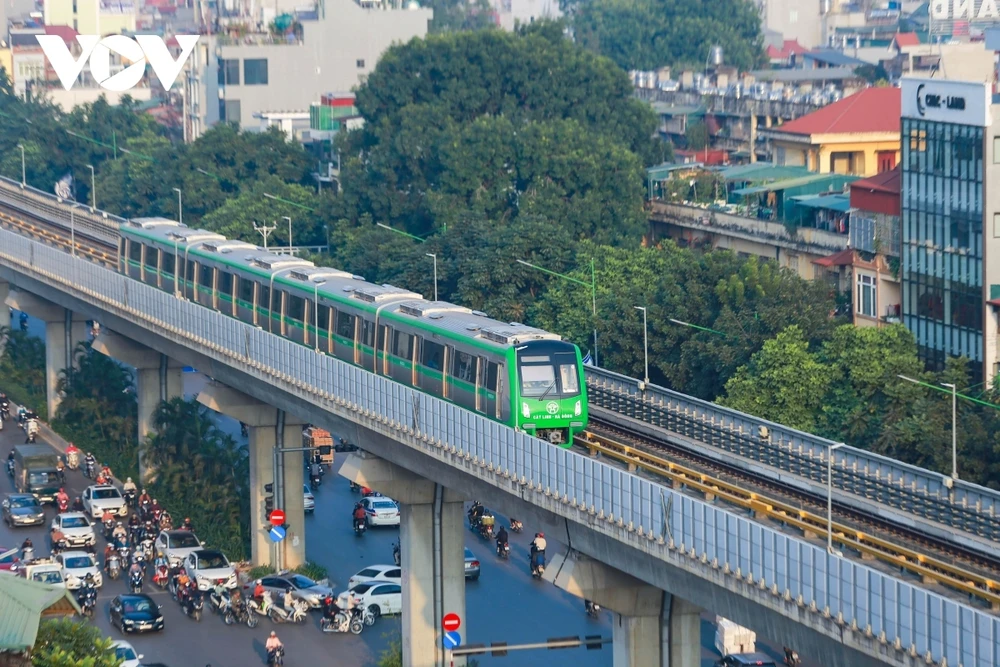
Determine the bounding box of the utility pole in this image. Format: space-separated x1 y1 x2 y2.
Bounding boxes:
254 221 277 250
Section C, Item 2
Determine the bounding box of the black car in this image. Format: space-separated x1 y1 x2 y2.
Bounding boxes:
109 594 165 634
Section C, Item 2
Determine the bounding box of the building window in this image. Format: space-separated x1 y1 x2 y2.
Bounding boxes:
356 59 365 69
222 100 241 124
994 136 1000 163
856 273 876 318
244 58 268 85
218 58 240 85
877 151 896 173
994 212 1000 239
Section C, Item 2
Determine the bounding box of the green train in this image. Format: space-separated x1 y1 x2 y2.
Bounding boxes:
118 218 588 446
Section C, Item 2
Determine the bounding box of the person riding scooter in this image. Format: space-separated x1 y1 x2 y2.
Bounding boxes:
55 488 69 511
495 525 509 556
530 532 547 574
352 503 367 531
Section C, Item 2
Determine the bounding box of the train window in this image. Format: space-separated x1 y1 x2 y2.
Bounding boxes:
336 311 356 339
199 265 214 288
238 277 254 304
422 340 444 371
161 252 175 276
452 351 476 384
486 362 499 391
128 241 142 264
186 259 196 284
317 305 331 332
119 238 126 257
361 320 375 347
259 285 271 313
559 359 580 394
288 295 305 322
393 331 413 359
377 325 388 351
219 271 234 296
144 247 158 270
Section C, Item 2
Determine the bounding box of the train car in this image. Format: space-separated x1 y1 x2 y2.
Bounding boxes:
118 221 588 446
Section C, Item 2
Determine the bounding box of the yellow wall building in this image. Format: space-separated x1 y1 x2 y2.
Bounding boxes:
44 0 137 36
0 48 12 83
763 87 901 177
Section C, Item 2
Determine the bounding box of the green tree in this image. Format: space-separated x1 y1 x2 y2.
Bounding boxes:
571 0 765 72
685 120 708 150
199 176 328 246
142 398 250 558
31 619 118 667
0 327 47 418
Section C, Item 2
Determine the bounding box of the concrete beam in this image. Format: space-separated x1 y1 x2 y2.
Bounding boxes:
340 454 466 667
5 289 72 323
547 551 664 617
0 281 9 356
339 451 464 505
93 333 184 483
197 382 306 569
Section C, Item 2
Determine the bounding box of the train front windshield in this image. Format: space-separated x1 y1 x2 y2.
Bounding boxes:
517 346 581 398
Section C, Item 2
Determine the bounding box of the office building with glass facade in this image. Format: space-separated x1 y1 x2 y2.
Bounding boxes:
900 79 1000 384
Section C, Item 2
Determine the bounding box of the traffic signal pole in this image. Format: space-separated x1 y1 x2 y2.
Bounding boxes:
447 635 610 661
269 437 331 571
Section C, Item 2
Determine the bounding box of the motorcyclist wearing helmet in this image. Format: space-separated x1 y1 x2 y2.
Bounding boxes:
103 544 116 572
138 489 151 508
55 487 69 508
20 537 33 558
530 532 547 569
352 503 367 530
128 559 143 579
83 452 96 469
112 521 127 542
495 525 509 552
468 501 484 528
150 498 163 517
72 497 84 512
181 517 194 531
253 580 265 601
122 476 137 493
265 631 283 652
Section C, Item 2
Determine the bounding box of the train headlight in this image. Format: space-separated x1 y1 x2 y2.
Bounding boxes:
522 402 530 418
574 401 582 417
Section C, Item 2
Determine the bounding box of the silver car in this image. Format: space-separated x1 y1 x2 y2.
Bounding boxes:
258 572 333 608
464 547 480 581
3 493 46 527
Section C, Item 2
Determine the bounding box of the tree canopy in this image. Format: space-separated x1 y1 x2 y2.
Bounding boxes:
31 619 119 667
570 0 765 72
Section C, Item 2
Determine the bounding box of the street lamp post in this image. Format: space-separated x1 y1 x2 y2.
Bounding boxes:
17 144 25 187
173 187 183 226
283 216 292 252
87 165 95 210
898 374 960 480
426 253 438 301
634 306 649 385
68 203 83 257
516 258 599 366
827 443 844 556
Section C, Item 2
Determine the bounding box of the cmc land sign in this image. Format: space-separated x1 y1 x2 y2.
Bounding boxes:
36 34 199 92
931 0 1000 20
900 78 991 127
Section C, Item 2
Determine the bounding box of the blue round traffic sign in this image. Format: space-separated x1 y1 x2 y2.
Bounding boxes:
443 631 462 649
269 525 286 542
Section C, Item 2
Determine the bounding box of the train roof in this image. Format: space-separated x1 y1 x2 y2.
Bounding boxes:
122 222 565 350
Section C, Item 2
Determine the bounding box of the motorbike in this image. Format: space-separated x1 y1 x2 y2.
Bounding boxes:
510 518 523 533
159 512 173 531
152 564 170 589
84 459 96 479
267 646 285 666
0 396 9 421
139 499 152 520
268 597 310 624
496 540 510 559
478 514 495 540
530 549 546 579
179 590 204 621
25 420 38 443
22 546 34 562
783 648 800 666
230 598 260 628
140 537 154 563
209 589 232 621
65 447 80 470
77 588 97 618
123 489 137 508
51 537 69 554
320 608 368 635
107 554 122 581
5 459 13 477
392 541 400 566
354 519 367 537
55 495 68 513
102 517 116 540
585 600 601 618
129 568 144 594
310 473 321 490
245 597 270 624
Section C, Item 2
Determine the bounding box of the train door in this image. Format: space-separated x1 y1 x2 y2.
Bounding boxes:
184 258 196 301
378 325 391 375
485 361 502 421
161 251 176 295
142 246 159 288
475 356 487 414
196 264 214 308
219 271 235 316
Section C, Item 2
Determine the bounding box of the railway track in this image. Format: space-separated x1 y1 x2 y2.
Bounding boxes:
576 420 1000 612
0 203 118 267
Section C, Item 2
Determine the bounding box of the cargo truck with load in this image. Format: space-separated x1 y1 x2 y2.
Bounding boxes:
12 444 62 504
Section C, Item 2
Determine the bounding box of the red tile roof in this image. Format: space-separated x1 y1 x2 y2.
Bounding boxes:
776 88 900 136
813 248 855 267
43 25 79 44
893 32 920 47
766 39 808 59
850 166 900 194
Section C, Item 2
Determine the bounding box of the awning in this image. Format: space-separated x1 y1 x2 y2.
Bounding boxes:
792 195 851 213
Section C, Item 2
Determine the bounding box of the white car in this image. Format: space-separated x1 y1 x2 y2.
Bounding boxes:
303 484 315 513
183 549 237 591
347 564 401 590
110 640 143 667
81 485 128 520
51 512 97 548
155 530 203 568
341 581 401 618
56 551 102 589
361 496 400 526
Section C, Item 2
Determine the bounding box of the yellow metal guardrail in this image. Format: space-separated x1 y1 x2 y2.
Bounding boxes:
577 431 1000 610
0 211 114 266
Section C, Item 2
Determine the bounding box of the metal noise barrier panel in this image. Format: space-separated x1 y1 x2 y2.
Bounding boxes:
0 228 996 667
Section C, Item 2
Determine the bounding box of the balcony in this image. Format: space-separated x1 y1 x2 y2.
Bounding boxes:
649 202 848 255
882 304 902 324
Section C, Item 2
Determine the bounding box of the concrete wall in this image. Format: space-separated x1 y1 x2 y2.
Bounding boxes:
44 0 138 36
217 0 431 129
760 0 822 47
983 107 1000 384
42 86 153 111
